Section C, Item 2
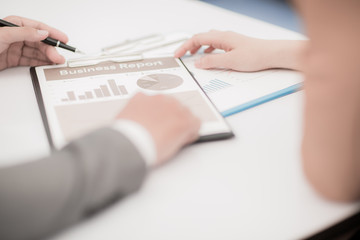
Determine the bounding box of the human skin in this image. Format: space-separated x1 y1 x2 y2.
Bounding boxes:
0 15 201 165
117 92 201 164
174 30 306 72
175 0 360 202
0 15 67 70
295 0 360 202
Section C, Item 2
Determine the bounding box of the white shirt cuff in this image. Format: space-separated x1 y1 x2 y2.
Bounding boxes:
111 120 157 167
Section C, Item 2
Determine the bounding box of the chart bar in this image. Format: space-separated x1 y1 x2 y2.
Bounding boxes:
85 91 93 99
204 85 217 90
108 79 121 96
100 85 111 97
119 85 128 95
202 79 232 94
66 91 76 101
94 89 103 98
62 82 129 102
211 79 231 87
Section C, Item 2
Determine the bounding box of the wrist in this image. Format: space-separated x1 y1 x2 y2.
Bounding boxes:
111 120 157 167
264 40 306 71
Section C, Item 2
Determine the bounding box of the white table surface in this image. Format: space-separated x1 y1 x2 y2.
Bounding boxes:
1 0 360 239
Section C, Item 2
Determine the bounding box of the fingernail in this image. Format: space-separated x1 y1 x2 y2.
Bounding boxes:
37 30 49 36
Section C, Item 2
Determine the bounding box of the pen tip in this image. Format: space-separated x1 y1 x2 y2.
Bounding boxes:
75 49 86 55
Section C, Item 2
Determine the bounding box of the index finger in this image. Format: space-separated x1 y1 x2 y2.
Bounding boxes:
174 30 227 58
4 15 69 44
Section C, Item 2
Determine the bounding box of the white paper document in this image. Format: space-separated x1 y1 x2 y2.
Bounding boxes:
181 54 304 115
31 57 233 149
113 33 304 116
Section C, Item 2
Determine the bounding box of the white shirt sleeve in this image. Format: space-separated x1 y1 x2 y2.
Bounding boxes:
111 119 157 167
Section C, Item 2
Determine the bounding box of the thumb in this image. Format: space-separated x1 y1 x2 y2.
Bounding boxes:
195 53 233 69
0 27 48 44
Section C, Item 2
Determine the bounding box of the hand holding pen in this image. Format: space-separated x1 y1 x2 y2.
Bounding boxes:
0 16 83 71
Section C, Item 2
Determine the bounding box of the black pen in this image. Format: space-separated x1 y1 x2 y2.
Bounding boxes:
0 19 85 54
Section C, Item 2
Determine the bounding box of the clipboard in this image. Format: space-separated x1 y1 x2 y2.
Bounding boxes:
30 56 234 149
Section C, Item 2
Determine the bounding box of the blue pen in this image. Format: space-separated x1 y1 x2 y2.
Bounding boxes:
221 82 303 117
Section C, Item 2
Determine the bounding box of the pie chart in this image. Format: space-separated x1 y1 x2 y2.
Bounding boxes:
137 73 183 90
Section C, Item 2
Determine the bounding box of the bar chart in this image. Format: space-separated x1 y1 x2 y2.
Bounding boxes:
201 79 232 94
61 79 128 102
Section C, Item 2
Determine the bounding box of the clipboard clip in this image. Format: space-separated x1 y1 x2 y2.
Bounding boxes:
101 34 164 54
66 32 190 67
67 54 143 67
101 33 189 55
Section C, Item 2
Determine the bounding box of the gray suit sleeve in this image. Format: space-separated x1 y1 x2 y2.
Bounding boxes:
0 127 147 240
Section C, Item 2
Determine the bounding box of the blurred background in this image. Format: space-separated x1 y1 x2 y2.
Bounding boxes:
200 0 303 33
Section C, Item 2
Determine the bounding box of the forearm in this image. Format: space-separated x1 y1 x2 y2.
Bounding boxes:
0 128 147 240
298 0 360 202
303 73 360 202
301 34 360 202
262 40 307 71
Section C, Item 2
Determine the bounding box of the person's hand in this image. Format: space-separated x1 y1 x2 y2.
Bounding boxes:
0 16 67 71
117 93 201 164
174 30 305 72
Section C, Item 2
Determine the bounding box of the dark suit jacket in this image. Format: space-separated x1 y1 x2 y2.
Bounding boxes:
0 127 147 240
